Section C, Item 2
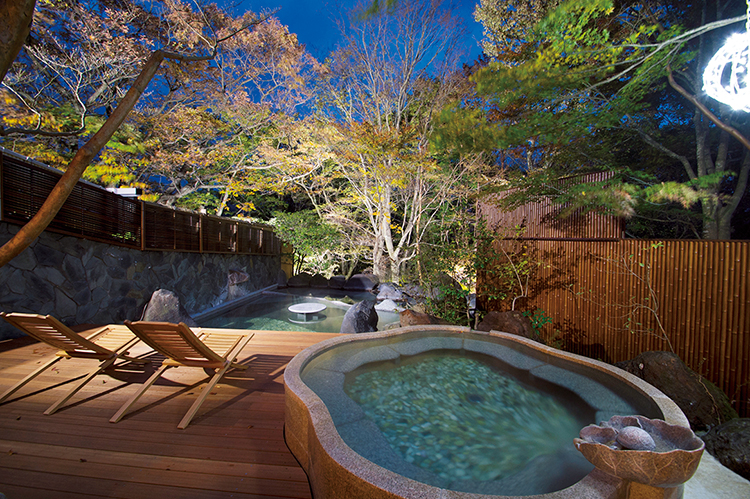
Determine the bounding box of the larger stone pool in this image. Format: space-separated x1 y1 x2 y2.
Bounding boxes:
284 326 690 499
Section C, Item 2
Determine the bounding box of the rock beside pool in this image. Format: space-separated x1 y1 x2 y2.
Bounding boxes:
340 300 378 334
702 418 750 480
329 275 347 289
376 282 403 301
141 289 199 327
287 272 312 287
344 273 379 292
310 274 329 288
374 299 404 313
399 309 450 327
401 284 430 299
614 351 738 431
476 311 538 342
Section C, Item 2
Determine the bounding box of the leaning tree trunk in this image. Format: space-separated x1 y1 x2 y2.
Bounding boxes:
0 46 226 267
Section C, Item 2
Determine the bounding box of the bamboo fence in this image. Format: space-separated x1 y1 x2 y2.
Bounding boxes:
479 184 750 418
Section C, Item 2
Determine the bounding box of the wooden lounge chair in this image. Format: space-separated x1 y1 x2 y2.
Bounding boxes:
111 320 254 429
0 312 147 414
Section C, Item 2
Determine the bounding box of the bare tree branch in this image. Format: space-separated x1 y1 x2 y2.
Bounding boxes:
666 64 750 152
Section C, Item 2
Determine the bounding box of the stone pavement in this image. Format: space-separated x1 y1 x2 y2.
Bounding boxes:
684 452 749 498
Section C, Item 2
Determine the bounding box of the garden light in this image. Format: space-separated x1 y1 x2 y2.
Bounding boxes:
702 3 750 112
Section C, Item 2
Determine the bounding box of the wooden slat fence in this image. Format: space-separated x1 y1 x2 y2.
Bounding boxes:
0 149 281 256
479 171 624 240
479 181 750 417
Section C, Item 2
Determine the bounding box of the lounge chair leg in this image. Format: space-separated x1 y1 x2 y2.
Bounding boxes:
113 336 149 364
0 356 63 404
177 363 232 430
45 355 120 415
110 364 173 423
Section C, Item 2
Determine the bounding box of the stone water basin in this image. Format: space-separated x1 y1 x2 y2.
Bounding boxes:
284 326 691 499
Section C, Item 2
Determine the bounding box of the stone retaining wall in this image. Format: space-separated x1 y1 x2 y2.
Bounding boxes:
0 222 281 340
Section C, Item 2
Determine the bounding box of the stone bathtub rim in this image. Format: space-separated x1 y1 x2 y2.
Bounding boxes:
284 325 690 499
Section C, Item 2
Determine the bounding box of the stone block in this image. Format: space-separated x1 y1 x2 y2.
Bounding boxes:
26 273 55 303
9 247 36 271
37 266 66 286
34 245 65 267
75 301 100 324
6 269 26 294
73 286 92 305
106 265 126 280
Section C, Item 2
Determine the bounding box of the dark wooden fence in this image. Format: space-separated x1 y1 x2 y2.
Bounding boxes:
479 183 750 418
0 149 281 255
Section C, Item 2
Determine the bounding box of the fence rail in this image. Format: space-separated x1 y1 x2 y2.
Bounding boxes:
479 195 750 418
0 149 281 255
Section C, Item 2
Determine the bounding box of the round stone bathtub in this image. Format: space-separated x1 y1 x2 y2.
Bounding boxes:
284 326 690 499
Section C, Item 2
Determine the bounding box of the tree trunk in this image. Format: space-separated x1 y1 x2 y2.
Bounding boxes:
0 0 35 84
371 183 393 281
701 197 720 239
0 50 167 267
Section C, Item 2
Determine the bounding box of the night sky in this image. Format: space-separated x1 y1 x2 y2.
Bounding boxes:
225 0 485 63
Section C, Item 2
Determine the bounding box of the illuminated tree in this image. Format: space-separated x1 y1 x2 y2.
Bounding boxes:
309 0 470 281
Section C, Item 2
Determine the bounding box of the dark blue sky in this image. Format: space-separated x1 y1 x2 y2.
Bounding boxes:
226 0 484 63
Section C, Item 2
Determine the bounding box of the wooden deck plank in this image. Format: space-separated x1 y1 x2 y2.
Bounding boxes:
0 454 312 497
0 468 302 499
0 330 340 498
0 440 309 482
0 483 104 499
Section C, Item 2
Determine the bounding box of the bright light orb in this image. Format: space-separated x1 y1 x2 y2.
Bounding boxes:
703 32 750 112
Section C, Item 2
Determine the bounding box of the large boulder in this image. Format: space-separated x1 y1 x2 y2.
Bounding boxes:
349 274 379 292
399 309 449 327
376 282 403 302
614 351 738 431
702 418 750 480
340 300 379 334
287 272 312 287
344 273 380 292
310 274 329 288
329 275 347 289
141 289 199 327
476 310 538 341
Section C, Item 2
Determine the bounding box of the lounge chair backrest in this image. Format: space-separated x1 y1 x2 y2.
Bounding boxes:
1 312 112 356
124 321 225 364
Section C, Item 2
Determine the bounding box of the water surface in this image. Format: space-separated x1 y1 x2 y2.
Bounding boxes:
344 351 595 494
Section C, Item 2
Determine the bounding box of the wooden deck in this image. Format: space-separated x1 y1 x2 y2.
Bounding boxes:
0 329 340 499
